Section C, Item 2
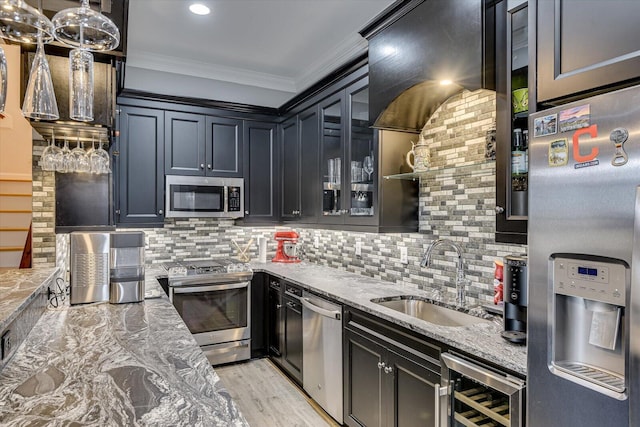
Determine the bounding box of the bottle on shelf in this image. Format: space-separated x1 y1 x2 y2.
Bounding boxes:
511 128 527 192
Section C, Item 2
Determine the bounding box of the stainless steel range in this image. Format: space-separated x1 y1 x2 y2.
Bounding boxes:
161 259 253 365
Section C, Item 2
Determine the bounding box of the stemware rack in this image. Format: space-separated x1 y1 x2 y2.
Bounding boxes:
32 122 109 144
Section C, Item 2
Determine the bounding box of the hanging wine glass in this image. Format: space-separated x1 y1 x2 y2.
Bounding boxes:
95 137 110 174
71 136 90 173
89 135 100 174
0 0 54 44
51 0 120 52
69 48 93 122
59 138 74 173
22 32 59 120
52 135 65 171
41 130 61 171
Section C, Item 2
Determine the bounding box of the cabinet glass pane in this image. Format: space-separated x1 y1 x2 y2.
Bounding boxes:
509 5 528 219
348 86 375 217
322 100 342 216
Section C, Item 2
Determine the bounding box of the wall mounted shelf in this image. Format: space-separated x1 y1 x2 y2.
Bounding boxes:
384 160 495 181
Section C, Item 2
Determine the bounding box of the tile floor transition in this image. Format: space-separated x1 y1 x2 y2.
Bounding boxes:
215 358 340 427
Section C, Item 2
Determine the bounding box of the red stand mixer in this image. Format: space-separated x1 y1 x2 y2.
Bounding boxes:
272 230 301 263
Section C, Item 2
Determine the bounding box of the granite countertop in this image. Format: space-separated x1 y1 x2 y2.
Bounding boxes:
0 268 59 333
0 269 248 427
253 262 527 376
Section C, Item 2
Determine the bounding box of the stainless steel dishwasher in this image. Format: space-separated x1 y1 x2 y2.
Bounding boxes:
301 291 343 424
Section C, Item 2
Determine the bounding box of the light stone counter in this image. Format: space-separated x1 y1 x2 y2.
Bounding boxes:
0 270 248 427
253 262 527 376
0 267 59 333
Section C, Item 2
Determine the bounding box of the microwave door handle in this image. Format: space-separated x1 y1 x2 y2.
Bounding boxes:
224 185 229 213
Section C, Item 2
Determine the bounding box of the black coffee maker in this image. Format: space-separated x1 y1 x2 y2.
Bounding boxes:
501 255 528 344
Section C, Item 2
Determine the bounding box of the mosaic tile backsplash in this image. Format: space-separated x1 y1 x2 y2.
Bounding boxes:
38 89 525 307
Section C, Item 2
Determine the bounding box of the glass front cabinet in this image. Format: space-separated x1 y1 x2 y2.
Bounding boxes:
496 0 532 244
319 77 378 226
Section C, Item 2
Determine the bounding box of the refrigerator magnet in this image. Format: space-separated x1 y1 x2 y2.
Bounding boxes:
549 139 568 167
534 114 557 137
559 104 590 133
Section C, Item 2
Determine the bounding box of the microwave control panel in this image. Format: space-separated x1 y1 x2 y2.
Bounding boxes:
551 254 627 306
228 187 241 212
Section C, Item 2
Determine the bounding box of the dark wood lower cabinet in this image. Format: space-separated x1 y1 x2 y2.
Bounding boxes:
345 328 386 427
250 274 267 358
282 291 303 383
267 277 303 385
267 278 283 365
389 348 440 427
344 311 441 427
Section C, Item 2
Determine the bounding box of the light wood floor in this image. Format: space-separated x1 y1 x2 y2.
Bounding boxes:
215 358 340 427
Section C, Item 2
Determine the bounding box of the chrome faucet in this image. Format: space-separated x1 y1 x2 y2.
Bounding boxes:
421 239 466 306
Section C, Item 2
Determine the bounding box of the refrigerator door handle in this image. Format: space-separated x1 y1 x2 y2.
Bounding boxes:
630 186 640 426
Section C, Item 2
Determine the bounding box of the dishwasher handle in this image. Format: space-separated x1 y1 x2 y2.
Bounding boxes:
300 297 341 320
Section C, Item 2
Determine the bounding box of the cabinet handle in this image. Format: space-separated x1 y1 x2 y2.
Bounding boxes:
377 361 385 370
207 164 212 169
495 206 505 214
245 210 249 215
158 210 163 215
434 383 449 426
276 304 282 309
384 365 393 374
200 163 205 169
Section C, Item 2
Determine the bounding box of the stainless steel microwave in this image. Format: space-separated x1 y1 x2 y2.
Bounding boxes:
165 175 244 218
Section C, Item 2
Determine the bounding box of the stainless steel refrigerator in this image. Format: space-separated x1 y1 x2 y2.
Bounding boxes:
528 85 640 426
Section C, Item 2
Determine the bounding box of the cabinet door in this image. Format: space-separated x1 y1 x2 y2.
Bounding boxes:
344 328 386 427
298 106 319 222
387 349 440 427
116 106 165 225
280 117 300 220
283 294 303 383
344 77 377 226
205 116 243 177
243 121 278 221
318 92 346 224
495 0 528 244
164 111 206 175
537 0 640 103
267 279 283 364
250 273 268 358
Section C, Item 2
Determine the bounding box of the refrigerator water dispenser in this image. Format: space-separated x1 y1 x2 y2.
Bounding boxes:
549 254 628 400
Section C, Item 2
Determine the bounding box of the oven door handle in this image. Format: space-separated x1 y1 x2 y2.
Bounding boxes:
173 282 249 294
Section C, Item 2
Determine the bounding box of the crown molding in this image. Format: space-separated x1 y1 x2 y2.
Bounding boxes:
294 33 369 93
126 49 298 93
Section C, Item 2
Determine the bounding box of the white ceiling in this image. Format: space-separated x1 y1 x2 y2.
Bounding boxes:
125 0 396 105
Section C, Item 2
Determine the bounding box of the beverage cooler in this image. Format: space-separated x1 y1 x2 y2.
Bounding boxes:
440 353 525 427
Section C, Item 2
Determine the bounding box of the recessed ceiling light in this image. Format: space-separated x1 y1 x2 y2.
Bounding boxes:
189 3 210 15
440 80 453 86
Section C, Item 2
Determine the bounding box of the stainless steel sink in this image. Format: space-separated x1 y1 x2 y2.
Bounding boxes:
371 296 490 327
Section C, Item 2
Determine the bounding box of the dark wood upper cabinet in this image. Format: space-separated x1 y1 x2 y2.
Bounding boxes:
280 117 300 220
116 105 165 226
206 116 243 177
164 113 243 177
164 111 206 175
298 106 320 223
495 0 530 245
243 121 278 222
537 0 640 104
